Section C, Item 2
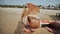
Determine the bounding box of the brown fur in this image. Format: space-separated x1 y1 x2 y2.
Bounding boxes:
21 3 40 34
21 3 40 19
28 16 40 29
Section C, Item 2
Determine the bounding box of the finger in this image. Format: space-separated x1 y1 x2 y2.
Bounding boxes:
30 28 39 32
30 29 36 32
48 20 56 24
48 20 60 26
45 27 53 33
31 29 38 31
24 27 30 33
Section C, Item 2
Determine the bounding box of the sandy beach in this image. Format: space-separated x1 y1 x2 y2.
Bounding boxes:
0 7 60 34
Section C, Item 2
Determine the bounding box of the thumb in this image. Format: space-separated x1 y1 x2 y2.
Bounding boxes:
45 27 53 33
48 20 56 24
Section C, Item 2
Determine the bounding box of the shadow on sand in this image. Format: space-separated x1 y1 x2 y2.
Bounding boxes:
0 29 4 34
48 15 60 21
14 21 23 34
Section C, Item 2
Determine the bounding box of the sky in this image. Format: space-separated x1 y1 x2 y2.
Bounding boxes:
0 0 60 6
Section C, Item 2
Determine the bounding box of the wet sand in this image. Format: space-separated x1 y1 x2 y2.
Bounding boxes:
0 8 60 34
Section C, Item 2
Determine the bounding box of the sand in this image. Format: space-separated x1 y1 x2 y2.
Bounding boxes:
0 7 60 34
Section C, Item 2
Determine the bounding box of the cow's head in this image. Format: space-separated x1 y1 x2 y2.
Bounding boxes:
27 15 40 29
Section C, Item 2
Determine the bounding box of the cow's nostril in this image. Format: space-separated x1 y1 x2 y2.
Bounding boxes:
27 16 31 23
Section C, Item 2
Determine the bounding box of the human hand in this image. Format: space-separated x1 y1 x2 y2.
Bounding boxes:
24 25 39 33
45 20 60 34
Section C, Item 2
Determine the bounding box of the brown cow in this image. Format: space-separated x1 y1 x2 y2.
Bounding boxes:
21 3 40 18
21 3 40 34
